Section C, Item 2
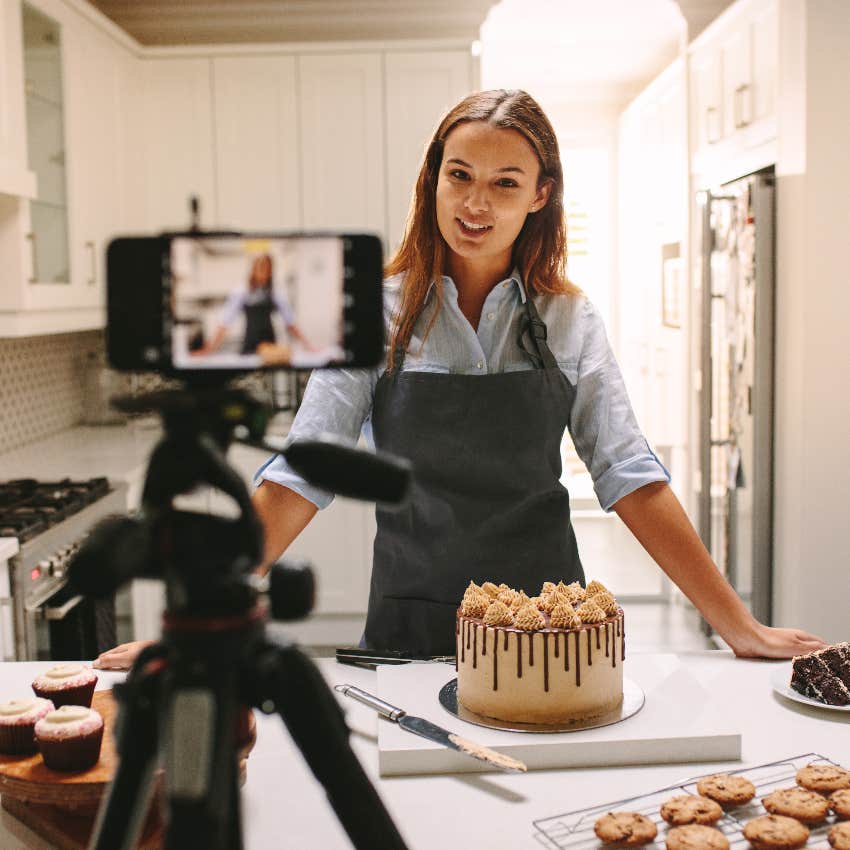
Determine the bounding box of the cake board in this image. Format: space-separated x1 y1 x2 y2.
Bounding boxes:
373 654 742 776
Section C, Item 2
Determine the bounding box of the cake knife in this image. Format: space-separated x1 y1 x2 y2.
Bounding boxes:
334 684 527 773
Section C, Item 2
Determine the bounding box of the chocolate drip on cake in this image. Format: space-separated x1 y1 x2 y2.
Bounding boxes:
472 625 477 669
517 632 522 679
543 632 549 692
587 629 593 666
621 612 626 660
492 632 498 691
605 621 610 658
529 632 534 667
460 620 465 663
503 631 509 651
596 627 601 650
574 631 581 686
554 631 560 659
482 626 487 657
564 632 570 672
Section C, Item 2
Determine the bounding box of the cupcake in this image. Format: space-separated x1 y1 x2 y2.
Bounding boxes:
31 664 97 708
0 697 55 755
34 705 104 771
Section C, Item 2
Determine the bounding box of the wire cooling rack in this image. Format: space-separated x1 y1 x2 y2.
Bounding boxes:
532 753 844 849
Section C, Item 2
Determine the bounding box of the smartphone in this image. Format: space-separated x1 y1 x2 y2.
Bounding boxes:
106 231 384 374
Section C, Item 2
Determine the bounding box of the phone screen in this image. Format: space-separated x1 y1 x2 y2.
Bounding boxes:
169 235 346 370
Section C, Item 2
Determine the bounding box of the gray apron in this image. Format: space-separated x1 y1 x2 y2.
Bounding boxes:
241 286 276 354
367 293 584 654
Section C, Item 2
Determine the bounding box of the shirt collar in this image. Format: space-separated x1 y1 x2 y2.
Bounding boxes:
426 268 527 304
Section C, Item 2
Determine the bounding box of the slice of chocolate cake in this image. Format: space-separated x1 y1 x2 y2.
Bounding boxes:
791 644 850 706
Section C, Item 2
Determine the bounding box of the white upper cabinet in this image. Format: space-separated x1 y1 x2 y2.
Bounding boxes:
140 58 215 232
298 53 385 240
212 55 300 231
384 50 474 254
689 0 778 178
0 0 36 197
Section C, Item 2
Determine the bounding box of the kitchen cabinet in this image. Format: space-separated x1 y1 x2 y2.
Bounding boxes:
298 53 386 239
0 0 36 198
0 0 136 335
384 49 474 253
689 0 778 178
139 58 215 232
212 55 301 231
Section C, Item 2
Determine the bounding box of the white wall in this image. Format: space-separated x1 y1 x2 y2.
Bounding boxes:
772 0 850 642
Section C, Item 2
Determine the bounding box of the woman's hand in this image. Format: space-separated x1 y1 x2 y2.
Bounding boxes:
93 640 154 670
725 623 828 660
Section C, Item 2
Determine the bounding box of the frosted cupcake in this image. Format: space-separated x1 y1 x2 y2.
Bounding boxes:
0 697 55 755
31 664 97 708
35 705 104 771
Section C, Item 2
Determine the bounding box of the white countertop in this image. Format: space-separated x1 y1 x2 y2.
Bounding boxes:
0 423 162 485
0 651 847 850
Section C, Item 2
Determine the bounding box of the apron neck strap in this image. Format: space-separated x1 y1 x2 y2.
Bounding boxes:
520 294 559 370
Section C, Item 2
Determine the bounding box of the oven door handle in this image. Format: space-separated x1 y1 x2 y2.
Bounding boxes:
41 595 85 621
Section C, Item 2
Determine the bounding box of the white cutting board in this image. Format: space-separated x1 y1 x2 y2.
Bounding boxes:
375 654 741 775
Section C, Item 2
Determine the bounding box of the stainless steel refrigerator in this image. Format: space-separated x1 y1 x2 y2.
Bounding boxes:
696 168 776 627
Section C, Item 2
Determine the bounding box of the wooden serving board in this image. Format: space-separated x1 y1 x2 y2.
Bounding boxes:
0 690 120 808
0 690 163 849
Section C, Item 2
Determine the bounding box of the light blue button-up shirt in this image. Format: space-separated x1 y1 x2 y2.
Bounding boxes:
257 270 670 511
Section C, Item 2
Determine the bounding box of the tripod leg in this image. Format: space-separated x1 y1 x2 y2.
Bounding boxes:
90 644 166 850
250 635 410 850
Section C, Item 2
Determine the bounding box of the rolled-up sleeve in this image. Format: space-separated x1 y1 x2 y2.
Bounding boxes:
568 299 670 511
255 366 379 509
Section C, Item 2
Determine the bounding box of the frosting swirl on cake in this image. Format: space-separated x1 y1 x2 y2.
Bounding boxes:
575 600 607 623
460 593 488 617
483 600 514 627
514 605 546 631
549 601 582 629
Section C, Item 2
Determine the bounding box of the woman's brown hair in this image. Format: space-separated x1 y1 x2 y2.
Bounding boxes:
384 89 580 367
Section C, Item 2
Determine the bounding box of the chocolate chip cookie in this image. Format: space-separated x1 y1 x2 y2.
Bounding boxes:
660 795 723 825
796 762 850 793
665 824 729 850
743 814 810 850
696 773 757 805
594 811 658 846
831 788 850 819
830 821 850 850
762 786 830 823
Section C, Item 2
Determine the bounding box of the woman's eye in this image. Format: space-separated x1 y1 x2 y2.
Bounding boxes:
449 169 469 180
496 178 518 188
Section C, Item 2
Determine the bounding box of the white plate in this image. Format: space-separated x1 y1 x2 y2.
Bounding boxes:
770 662 850 712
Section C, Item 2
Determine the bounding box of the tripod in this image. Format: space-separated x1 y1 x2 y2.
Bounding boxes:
70 387 410 850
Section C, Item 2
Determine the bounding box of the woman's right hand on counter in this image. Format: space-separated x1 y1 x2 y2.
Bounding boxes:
94 639 154 670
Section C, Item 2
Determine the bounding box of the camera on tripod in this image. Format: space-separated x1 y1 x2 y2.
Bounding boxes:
68 229 411 850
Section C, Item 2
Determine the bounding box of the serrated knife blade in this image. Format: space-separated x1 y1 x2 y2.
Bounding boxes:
335 683 527 773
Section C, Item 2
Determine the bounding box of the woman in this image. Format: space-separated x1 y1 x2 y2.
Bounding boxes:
199 253 313 357
96 90 824 668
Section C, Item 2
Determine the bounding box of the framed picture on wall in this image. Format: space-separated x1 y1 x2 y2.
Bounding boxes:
661 242 683 329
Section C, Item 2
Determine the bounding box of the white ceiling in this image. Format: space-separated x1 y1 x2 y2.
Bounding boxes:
86 0 733 104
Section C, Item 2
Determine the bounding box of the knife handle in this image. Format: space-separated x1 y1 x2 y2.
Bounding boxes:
334 684 405 721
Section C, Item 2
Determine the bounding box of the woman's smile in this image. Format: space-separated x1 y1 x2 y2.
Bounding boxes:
456 217 494 238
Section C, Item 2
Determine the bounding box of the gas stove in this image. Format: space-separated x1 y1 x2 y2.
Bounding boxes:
0 477 127 661
0 477 111 541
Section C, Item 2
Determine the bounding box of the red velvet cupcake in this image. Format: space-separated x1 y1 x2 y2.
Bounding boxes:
34 705 104 771
0 697 55 755
31 664 97 708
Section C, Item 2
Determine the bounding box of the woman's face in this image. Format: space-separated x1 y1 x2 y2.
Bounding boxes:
435 121 551 272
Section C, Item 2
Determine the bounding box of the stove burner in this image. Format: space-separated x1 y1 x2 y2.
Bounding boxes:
0 477 111 540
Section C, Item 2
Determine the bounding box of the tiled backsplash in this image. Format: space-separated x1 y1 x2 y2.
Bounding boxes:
0 330 289 457
0 331 105 456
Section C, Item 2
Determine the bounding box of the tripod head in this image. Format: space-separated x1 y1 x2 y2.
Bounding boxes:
68 381 413 850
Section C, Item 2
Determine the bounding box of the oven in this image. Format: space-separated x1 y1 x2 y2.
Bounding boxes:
0 478 128 661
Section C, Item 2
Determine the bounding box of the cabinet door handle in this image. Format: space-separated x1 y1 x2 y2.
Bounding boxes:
26 232 39 283
706 106 720 144
735 83 751 128
86 240 96 286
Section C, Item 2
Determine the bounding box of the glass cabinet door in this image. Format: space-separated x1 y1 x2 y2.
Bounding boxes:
22 3 70 284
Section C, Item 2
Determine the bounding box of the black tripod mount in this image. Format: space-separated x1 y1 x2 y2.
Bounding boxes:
70 387 409 850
